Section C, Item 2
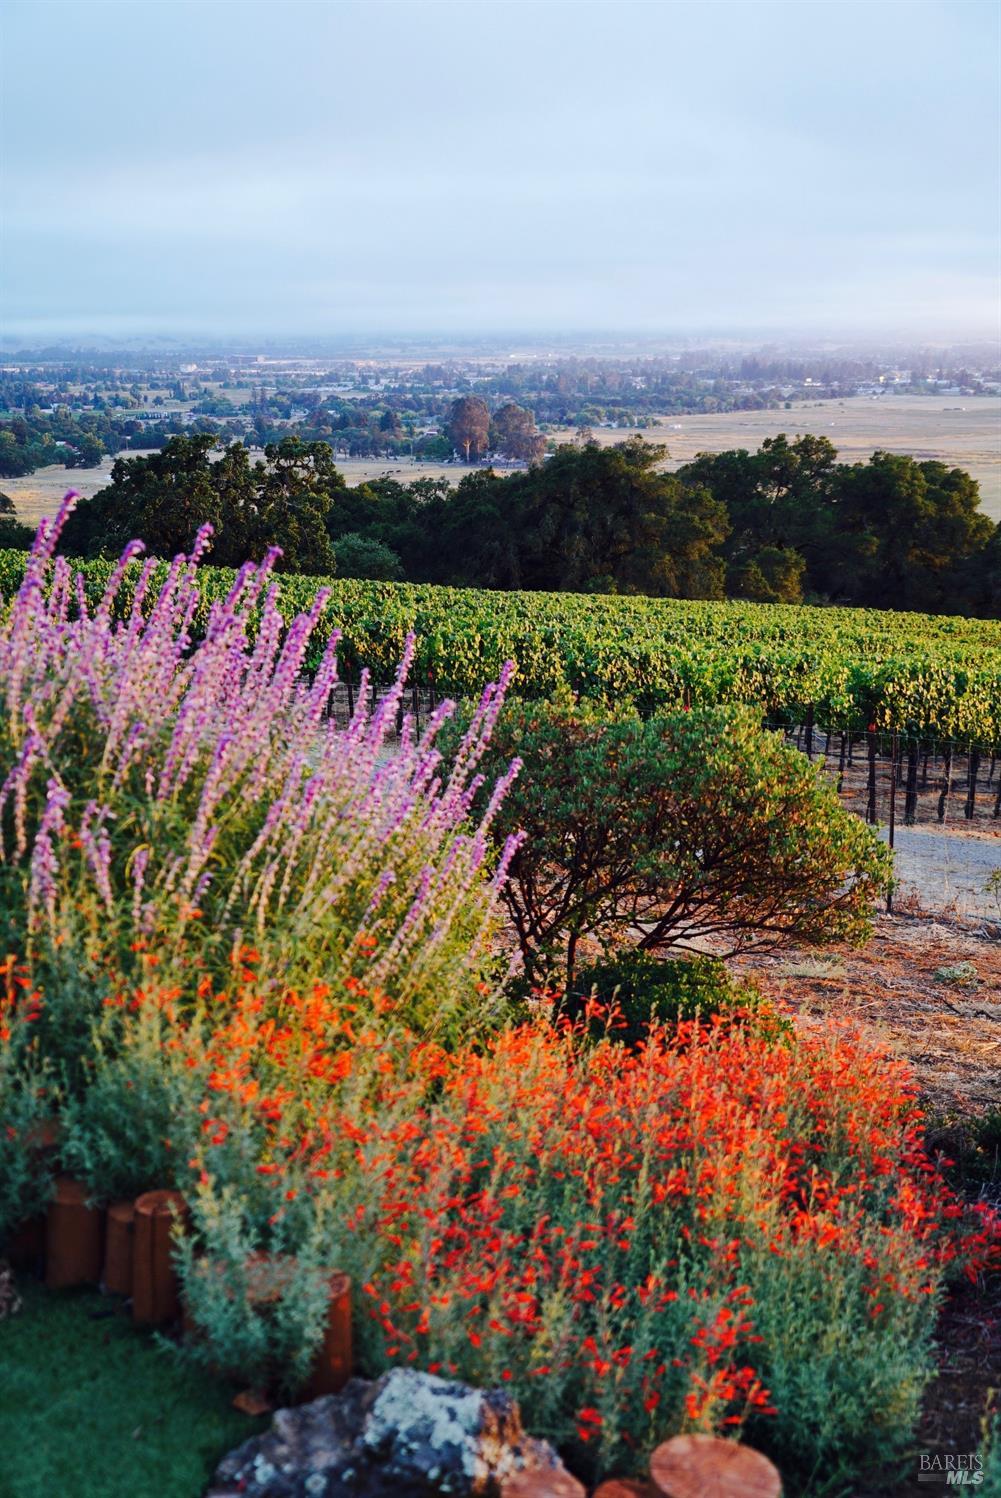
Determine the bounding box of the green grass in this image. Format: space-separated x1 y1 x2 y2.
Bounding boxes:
0 1278 265 1498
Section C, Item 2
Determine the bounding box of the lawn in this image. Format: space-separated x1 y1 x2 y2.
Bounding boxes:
0 1279 263 1498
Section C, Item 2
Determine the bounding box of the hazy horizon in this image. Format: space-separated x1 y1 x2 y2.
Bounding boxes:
3 0 1000 343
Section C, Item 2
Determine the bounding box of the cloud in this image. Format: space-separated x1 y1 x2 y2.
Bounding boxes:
2 0 997 339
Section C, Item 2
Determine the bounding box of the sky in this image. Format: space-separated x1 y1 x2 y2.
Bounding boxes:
2 0 999 343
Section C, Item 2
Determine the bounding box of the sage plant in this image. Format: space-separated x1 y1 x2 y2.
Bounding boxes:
0 497 522 1053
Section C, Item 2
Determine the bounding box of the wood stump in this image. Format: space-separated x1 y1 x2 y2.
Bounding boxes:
103 1199 136 1296
592 1482 658 1498
650 1435 781 1498
242 1255 353 1398
45 1177 103 1289
499 1470 586 1498
132 1189 186 1325
4 1215 46 1270
307 1271 353 1397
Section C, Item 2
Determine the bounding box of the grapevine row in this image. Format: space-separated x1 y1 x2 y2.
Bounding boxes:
2 550 998 747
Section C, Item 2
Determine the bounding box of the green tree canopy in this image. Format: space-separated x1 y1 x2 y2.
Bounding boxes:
60 434 342 573
509 438 728 596
332 532 404 580
489 402 546 462
829 452 994 610
459 699 892 988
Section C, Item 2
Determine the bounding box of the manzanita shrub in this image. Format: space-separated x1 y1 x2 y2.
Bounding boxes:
446 696 892 985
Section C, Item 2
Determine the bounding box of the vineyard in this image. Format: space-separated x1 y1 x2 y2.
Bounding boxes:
1 547 999 748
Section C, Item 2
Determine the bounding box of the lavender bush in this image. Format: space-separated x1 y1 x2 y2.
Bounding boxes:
0 497 522 1075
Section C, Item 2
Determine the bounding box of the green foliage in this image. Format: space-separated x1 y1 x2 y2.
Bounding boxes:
58 1002 202 1202
730 545 806 604
176 1199 336 1396
933 960 980 989
979 1411 1001 1495
60 434 341 573
14 421 997 613
678 436 998 615
830 452 995 613
408 439 727 595
323 431 995 613
0 493 34 550
465 699 892 983
927 1107 1001 1191
340 1021 974 1489
446 395 490 460
985 867 1001 919
0 518 35 549
0 1280 265 1498
0 1011 56 1241
2 546 995 745
568 951 790 1047
333 531 404 580
741 1228 937 1483
506 439 729 597
489 402 545 462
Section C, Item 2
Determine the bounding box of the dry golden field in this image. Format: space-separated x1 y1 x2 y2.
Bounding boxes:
0 451 489 527
558 394 1001 520
3 394 998 525
1 451 163 526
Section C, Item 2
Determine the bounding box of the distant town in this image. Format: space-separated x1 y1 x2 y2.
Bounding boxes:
1 339 999 477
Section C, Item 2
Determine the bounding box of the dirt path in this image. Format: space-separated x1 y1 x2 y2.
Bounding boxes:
736 913 1001 1115
883 825 1001 921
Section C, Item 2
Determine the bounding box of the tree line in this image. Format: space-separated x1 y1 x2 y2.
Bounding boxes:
0 405 188 477
47 431 999 617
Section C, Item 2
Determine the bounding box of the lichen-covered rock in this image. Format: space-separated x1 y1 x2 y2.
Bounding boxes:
206 1367 584 1498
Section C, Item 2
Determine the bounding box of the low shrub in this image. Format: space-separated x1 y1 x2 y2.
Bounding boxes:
145 970 998 1488
565 951 790 1047
58 994 202 1202
450 697 892 986
333 532 405 581
926 1107 1001 1191
176 1217 336 1397
979 1412 1001 1493
342 1021 997 1486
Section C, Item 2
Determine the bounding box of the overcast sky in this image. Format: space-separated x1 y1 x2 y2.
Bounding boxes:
2 0 999 342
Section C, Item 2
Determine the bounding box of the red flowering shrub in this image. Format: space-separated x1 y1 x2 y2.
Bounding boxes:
163 977 998 1486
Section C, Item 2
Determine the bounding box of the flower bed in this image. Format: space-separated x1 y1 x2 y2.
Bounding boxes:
163 986 998 1486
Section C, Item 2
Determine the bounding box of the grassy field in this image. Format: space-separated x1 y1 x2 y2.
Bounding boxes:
0 1279 263 1498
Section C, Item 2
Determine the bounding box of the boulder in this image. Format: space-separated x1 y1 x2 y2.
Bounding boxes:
207 1367 584 1498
